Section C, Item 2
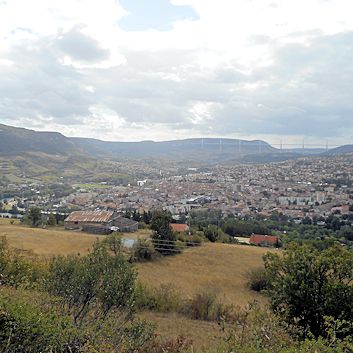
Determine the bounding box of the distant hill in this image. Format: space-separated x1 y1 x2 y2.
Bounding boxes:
71 137 276 159
0 123 351 183
0 124 78 155
324 145 353 155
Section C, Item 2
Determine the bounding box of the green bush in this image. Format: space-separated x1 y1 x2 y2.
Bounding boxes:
264 244 353 339
186 234 203 247
0 296 81 353
135 282 183 313
0 236 44 288
246 267 270 292
132 238 158 262
183 287 222 321
218 304 353 353
46 240 136 326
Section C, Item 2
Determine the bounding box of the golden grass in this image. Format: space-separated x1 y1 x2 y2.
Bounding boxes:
0 224 275 352
137 243 275 306
0 223 153 257
0 218 21 225
0 223 100 256
139 311 223 352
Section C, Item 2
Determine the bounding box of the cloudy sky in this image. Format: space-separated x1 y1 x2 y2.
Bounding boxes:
1 0 353 145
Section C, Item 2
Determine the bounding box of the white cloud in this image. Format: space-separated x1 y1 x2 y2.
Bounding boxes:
0 0 353 144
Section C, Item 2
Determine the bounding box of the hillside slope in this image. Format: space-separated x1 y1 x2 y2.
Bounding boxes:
0 124 78 155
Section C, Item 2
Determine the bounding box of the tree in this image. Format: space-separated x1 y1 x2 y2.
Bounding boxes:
47 240 136 326
150 210 176 255
264 245 353 338
204 225 224 242
47 213 57 226
27 207 41 227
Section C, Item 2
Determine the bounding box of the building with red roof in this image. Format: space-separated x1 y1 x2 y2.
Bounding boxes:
249 234 281 248
170 223 189 233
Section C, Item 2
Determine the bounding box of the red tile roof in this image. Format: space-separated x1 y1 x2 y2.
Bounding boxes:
171 223 189 233
250 234 279 246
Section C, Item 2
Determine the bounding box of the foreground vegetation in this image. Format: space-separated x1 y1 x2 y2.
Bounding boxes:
0 224 352 352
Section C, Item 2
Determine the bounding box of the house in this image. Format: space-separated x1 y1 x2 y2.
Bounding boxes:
170 223 189 233
250 234 281 248
64 210 138 233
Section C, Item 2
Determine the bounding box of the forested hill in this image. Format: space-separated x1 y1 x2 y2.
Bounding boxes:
0 124 78 155
0 123 276 160
71 137 276 159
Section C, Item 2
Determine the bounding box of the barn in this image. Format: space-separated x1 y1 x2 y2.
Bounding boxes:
64 210 138 233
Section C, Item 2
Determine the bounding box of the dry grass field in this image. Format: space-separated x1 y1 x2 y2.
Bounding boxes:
0 221 152 256
139 311 223 351
0 223 99 256
137 243 273 306
0 221 273 350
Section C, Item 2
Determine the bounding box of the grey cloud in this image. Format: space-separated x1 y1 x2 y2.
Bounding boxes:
57 27 110 63
1 28 353 141
0 38 94 124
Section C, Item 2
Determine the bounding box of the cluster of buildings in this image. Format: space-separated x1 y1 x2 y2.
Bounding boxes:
2 154 353 226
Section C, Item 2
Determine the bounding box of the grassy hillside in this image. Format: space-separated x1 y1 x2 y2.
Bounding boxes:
137 243 271 306
1 222 270 305
0 221 151 256
0 222 99 256
0 221 272 350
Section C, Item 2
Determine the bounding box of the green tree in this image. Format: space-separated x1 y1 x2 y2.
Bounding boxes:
203 224 223 243
264 245 353 338
27 207 41 227
47 213 57 226
150 210 176 255
46 240 136 326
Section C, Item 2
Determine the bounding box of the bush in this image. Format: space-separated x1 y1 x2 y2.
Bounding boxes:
0 236 44 288
245 267 270 292
46 240 136 326
219 304 353 353
0 295 81 353
186 234 203 247
264 244 353 339
132 239 158 262
135 282 183 313
185 287 218 321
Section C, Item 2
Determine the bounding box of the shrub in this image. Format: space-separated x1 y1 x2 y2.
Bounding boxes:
0 237 44 288
132 239 158 262
135 282 183 313
264 244 353 339
245 267 270 292
186 234 203 247
46 240 136 326
185 287 218 321
219 304 353 353
0 296 81 353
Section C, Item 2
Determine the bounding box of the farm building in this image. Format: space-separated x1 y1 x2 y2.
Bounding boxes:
64 210 138 233
249 234 281 248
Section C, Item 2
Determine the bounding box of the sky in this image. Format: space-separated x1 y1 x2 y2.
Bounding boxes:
0 0 353 146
